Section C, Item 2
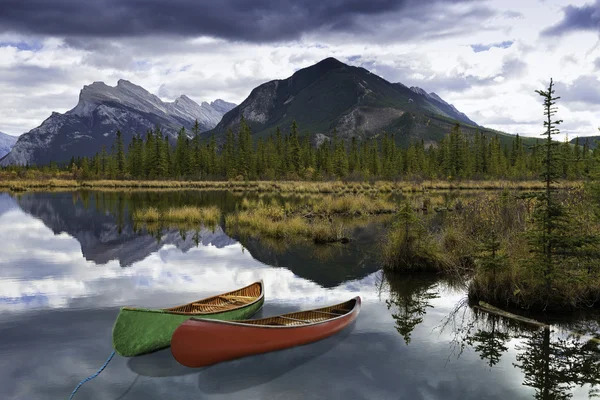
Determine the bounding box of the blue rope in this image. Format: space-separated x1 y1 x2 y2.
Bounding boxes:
68 350 116 400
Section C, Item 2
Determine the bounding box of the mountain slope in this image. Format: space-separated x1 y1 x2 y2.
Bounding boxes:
0 131 18 158
208 57 484 145
1 80 235 166
571 136 600 149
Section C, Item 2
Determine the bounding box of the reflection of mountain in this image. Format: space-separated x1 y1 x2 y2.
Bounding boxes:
235 221 385 288
14 192 236 267
11 191 384 287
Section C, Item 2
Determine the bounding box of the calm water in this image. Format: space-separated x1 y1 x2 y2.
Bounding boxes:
0 191 598 400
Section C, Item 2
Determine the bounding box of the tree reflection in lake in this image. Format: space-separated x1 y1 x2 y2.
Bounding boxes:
515 326 600 400
440 299 600 399
465 313 511 368
384 273 440 345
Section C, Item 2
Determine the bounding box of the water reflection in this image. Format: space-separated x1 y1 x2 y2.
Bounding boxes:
1 189 599 400
515 327 600 400
0 191 386 312
440 300 600 399
196 324 355 395
385 273 440 345
465 314 510 367
9 190 382 288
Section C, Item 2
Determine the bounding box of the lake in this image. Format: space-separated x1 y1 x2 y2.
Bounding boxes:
1 190 598 400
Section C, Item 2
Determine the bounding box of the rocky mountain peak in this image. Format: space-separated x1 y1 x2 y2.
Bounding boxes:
1 80 237 166
209 99 237 114
410 86 431 98
173 94 198 108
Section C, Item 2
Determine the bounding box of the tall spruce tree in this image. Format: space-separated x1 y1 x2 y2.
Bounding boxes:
527 78 598 304
115 130 126 176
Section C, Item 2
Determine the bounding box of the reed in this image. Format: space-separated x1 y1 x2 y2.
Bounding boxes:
226 198 352 243
133 207 160 222
132 205 221 226
0 178 583 193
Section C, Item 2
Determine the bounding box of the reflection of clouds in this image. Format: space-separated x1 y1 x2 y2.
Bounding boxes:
0 208 385 312
0 192 17 216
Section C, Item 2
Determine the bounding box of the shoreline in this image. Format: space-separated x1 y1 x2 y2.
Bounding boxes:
0 179 584 193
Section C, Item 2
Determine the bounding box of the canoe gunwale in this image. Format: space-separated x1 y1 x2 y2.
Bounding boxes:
120 280 264 316
188 296 361 329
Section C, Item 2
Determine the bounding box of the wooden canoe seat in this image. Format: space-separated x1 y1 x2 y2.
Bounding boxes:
191 302 233 312
217 295 253 304
312 310 342 316
280 316 312 324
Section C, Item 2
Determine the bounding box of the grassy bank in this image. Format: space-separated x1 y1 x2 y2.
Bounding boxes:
225 195 395 244
0 178 583 194
133 205 221 226
381 188 600 311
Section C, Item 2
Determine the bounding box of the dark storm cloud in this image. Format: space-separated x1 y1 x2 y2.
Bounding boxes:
0 0 483 42
541 1 600 36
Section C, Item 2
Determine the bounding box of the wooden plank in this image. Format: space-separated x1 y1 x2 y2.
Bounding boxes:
280 316 312 324
312 310 341 317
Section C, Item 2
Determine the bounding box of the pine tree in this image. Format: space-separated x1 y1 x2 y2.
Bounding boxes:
175 126 187 177
224 128 236 179
115 130 126 176
191 120 201 176
527 78 597 302
289 120 301 175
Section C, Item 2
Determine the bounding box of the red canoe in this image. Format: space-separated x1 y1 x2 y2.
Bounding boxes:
171 296 361 368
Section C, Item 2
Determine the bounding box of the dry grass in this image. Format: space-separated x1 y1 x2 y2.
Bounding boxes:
0 178 584 193
468 265 600 312
226 198 353 243
133 207 160 222
133 205 221 226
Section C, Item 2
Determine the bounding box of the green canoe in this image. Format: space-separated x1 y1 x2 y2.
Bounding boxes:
112 280 264 357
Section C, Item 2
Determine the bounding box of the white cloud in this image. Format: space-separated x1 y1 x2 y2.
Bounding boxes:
0 0 598 139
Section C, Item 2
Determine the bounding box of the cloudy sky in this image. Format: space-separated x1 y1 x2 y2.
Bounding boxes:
0 0 598 140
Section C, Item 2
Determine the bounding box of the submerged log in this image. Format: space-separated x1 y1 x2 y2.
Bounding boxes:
475 301 549 328
475 301 600 345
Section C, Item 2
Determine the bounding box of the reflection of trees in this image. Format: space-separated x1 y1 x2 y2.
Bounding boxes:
442 300 600 399
439 303 519 367
514 327 600 400
464 315 510 368
385 273 440 345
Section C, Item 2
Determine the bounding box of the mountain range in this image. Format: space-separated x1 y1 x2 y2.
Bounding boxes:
1 80 235 166
2 57 520 166
0 131 17 158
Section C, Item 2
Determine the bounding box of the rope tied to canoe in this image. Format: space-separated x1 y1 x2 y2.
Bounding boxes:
68 350 116 400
